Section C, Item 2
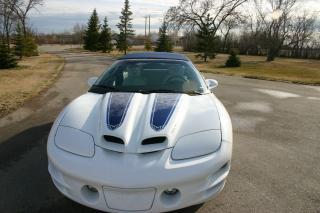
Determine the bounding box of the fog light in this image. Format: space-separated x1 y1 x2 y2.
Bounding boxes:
161 188 181 205
81 185 99 204
164 188 179 195
86 185 98 193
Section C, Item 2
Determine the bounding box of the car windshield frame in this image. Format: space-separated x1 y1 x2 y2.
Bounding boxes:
89 59 210 95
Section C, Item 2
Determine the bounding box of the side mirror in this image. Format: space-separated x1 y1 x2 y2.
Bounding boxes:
88 77 98 87
206 79 219 91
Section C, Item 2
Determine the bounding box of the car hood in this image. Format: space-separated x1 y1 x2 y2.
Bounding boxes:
60 92 221 153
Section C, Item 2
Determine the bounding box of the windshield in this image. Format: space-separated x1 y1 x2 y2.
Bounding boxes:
89 60 207 95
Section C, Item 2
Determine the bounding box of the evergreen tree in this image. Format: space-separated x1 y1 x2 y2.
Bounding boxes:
99 17 113 53
84 9 100 51
196 14 216 62
14 24 38 58
23 33 38 57
155 21 172 52
0 44 17 69
15 23 24 59
144 36 152 51
116 0 134 55
225 51 241 67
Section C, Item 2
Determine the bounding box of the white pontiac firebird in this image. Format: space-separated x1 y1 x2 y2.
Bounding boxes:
47 52 233 213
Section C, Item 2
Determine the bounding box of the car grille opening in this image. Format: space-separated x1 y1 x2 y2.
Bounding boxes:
142 137 167 145
104 135 124 145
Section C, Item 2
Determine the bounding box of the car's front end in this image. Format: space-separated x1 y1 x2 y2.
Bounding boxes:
48 140 231 213
47 53 233 213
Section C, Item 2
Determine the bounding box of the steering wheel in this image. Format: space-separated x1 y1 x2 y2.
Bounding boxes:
163 75 185 85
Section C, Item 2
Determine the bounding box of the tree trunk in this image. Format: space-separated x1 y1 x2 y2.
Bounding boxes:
6 30 10 48
267 45 280 62
204 53 207 62
267 54 275 61
222 28 231 53
22 18 27 39
4 17 11 47
267 48 277 61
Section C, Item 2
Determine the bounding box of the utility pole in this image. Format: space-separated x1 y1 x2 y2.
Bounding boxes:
145 16 147 38
148 15 151 36
144 15 152 51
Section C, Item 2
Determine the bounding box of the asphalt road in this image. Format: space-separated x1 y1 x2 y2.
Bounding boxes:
0 47 319 213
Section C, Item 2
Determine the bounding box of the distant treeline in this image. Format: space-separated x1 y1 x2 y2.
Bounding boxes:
181 31 320 60
37 32 162 46
166 0 320 61
37 0 174 54
36 0 320 61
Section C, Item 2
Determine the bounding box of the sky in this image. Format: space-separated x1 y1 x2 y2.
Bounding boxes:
29 0 179 34
29 0 320 34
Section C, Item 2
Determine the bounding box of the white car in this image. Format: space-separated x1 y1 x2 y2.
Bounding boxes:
47 52 233 213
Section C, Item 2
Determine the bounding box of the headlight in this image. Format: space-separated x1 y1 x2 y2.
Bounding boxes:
54 126 95 157
171 130 221 160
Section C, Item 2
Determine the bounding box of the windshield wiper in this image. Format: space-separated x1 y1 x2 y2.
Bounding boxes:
139 89 181 94
89 85 120 94
92 85 119 91
90 86 204 95
135 89 203 95
185 90 203 95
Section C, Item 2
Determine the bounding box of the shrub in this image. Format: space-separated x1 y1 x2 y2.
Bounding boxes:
144 37 152 51
225 51 241 67
0 44 17 69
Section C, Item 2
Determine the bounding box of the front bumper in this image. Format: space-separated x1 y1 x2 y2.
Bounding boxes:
48 140 232 213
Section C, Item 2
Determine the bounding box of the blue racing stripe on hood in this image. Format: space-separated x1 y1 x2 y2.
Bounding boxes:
151 94 181 131
107 93 134 130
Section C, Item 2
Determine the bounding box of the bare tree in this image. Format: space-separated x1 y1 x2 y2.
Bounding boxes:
255 0 297 61
181 29 198 51
14 0 43 38
0 0 18 46
287 11 316 58
73 23 85 46
166 0 248 61
237 14 269 55
220 12 246 53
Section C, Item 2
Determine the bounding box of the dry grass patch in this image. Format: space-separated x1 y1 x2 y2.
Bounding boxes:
185 53 320 85
66 46 320 85
0 54 64 118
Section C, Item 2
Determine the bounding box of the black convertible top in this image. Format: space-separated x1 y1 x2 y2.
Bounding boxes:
118 52 190 62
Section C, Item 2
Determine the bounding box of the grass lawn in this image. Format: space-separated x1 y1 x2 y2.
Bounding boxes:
185 53 320 85
0 54 64 118
69 45 320 85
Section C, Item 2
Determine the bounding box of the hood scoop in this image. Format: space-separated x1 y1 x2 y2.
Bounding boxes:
101 135 125 153
101 135 168 154
104 135 125 145
93 92 221 154
142 137 167 145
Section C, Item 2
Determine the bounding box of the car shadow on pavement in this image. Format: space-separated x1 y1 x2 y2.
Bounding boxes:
0 123 203 213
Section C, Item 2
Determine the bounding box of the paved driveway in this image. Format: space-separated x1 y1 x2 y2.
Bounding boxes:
0 48 319 213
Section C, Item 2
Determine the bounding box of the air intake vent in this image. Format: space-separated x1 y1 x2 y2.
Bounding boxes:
104 135 124 144
142 137 167 145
